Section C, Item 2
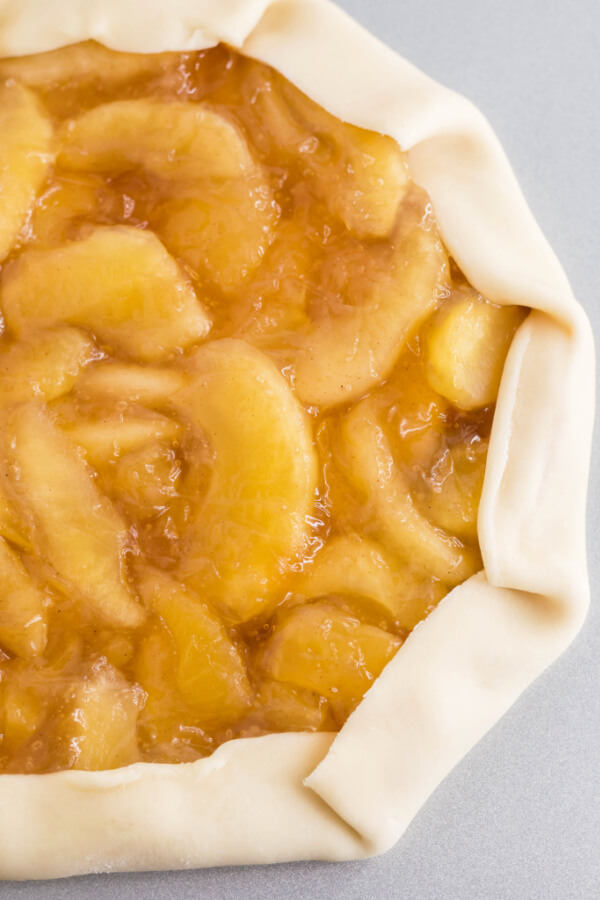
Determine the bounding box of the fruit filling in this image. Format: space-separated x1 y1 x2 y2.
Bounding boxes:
0 42 527 772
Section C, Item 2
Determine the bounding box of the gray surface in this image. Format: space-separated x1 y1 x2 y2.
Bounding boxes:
2 1 599 898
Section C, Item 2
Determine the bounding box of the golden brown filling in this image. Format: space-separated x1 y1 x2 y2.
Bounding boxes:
0 42 526 773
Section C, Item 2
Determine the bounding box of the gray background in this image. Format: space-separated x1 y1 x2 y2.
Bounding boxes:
2 1 599 897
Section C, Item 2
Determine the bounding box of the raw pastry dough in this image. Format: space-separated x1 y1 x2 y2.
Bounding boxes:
0 0 593 880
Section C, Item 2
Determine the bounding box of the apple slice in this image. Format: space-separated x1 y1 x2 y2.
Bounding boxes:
424 438 489 543
249 679 329 733
0 42 180 97
0 80 54 261
0 326 100 406
175 339 318 622
339 398 480 585
1 226 211 362
0 491 30 550
7 403 144 628
75 361 185 407
293 188 449 409
134 624 180 751
157 176 279 292
424 286 526 410
139 572 252 725
27 173 109 247
259 599 401 721
59 99 255 181
294 534 397 614
320 127 410 240
294 532 449 632
1 678 45 755
0 537 48 659
64 412 181 468
112 441 181 518
57 666 143 771
246 67 409 238
0 455 32 551
295 90 410 239
233 221 313 340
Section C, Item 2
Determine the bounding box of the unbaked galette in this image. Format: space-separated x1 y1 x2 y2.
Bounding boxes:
0 0 592 881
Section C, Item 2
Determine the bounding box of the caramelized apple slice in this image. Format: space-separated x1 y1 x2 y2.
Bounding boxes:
175 339 318 623
76 361 185 406
377 347 451 471
158 177 279 292
0 679 45 754
1 226 210 362
0 326 100 406
234 221 312 340
249 679 329 733
0 42 180 98
423 438 489 543
113 442 181 516
59 100 254 181
0 80 54 261
64 412 181 468
295 533 448 632
134 624 181 750
243 64 317 156
57 666 143 771
27 173 108 247
391 579 449 633
339 398 480 584
0 456 31 551
7 403 144 628
0 492 29 550
322 128 410 240
139 572 252 724
100 633 135 670
259 599 401 721
424 287 526 410
294 188 449 409
0 537 48 659
295 534 397 615
248 68 409 238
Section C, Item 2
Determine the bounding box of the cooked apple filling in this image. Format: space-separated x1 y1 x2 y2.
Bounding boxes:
0 43 526 772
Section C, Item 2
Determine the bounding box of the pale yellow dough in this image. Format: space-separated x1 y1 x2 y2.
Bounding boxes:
0 0 593 880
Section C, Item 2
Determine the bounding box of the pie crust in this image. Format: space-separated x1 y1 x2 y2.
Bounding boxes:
0 0 594 880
